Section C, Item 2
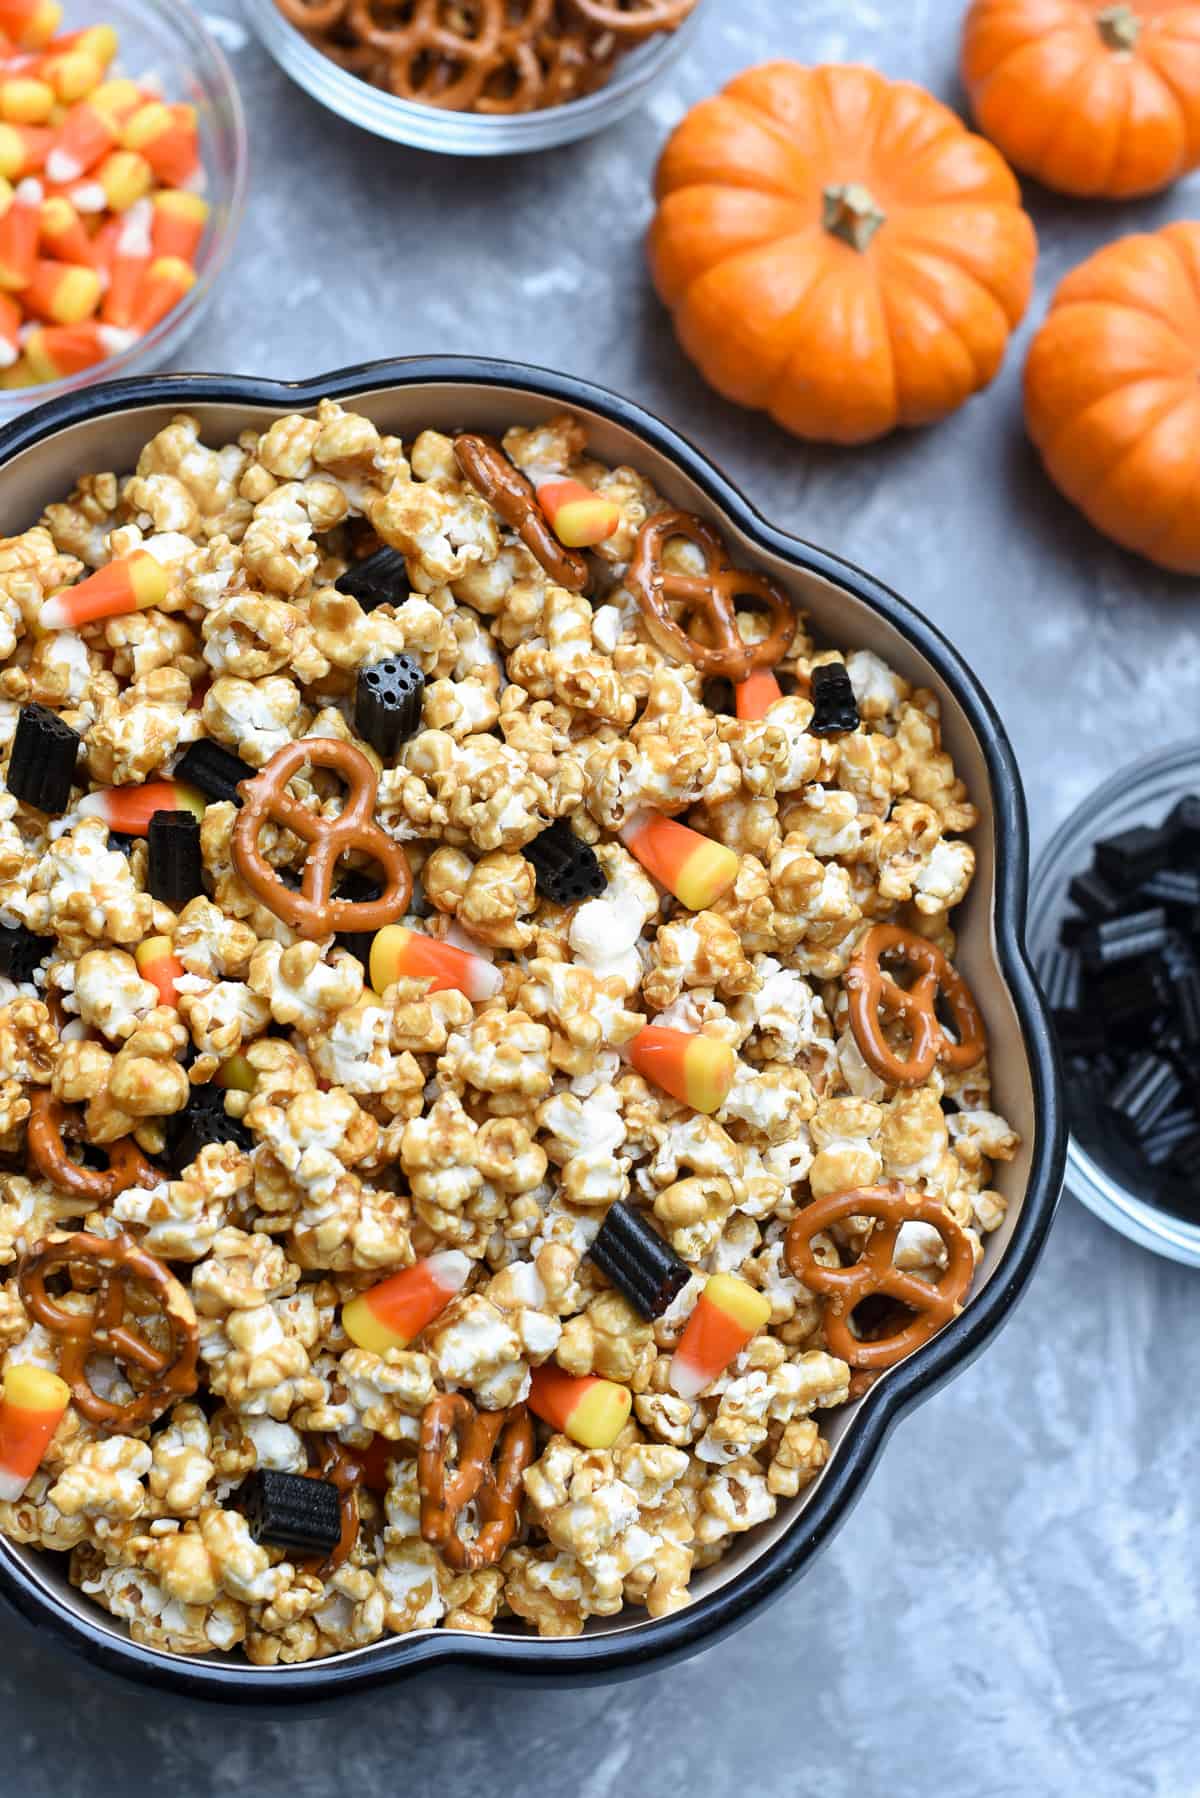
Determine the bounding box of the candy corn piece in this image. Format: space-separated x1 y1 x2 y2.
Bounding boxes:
39 192 98 263
0 0 63 51
627 1024 737 1115
528 1365 632 1450
97 197 150 327
128 252 193 332
22 255 99 322
0 1363 70 1500
23 319 133 380
44 90 119 183
150 188 207 262
79 779 204 836
0 75 52 122
122 100 197 187
39 548 171 629
215 1052 255 1093
735 670 783 720
536 479 621 549
619 809 739 911
38 27 119 91
342 1251 472 1354
668 1274 771 1401
369 924 503 1002
95 146 151 212
134 935 185 1007
0 123 47 177
0 174 41 285
0 286 19 364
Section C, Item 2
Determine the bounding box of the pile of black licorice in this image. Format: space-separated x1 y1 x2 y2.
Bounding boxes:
1048 796 1200 1218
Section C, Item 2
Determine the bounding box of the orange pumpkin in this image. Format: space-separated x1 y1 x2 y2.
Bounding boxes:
647 62 1038 445
962 0 1200 199
1024 222 1200 572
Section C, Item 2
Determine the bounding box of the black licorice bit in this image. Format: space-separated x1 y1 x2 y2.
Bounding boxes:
334 871 383 970
171 1084 253 1173
1085 958 1171 1039
1051 1007 1107 1061
0 922 51 984
148 810 204 908
587 1201 691 1321
1104 1052 1183 1144
235 1468 342 1556
1093 823 1172 893
354 654 425 760
1167 795 1200 863
173 739 254 807
335 545 411 612
1078 907 1168 972
6 703 80 814
1139 867 1200 911
522 819 607 907
808 663 860 738
1067 867 1125 921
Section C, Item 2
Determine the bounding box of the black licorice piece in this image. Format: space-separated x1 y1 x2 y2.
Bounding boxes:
1139 868 1200 911
148 810 203 908
1104 1052 1183 1144
1042 946 1079 1009
1067 868 1124 921
0 922 50 984
1167 796 1200 863
1141 1109 1198 1168
236 1469 341 1556
354 655 425 759
1086 958 1171 1038
808 663 859 737
335 546 411 612
1078 907 1168 972
1093 824 1172 892
172 1085 253 1171
522 819 606 907
6 703 80 814
334 871 382 970
174 739 253 806
1052 1008 1107 1060
588 1201 690 1321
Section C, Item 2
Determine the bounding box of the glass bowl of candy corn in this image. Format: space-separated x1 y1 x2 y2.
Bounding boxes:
1029 739 1200 1266
0 0 247 410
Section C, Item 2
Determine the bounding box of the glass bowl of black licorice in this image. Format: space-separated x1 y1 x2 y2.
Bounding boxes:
1029 739 1200 1264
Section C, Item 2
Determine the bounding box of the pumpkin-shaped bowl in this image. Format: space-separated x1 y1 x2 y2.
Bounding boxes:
0 357 1065 1701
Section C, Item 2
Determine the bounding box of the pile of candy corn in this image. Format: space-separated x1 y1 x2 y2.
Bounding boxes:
0 2 207 388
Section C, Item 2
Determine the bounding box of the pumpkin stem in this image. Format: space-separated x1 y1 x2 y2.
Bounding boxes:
1095 4 1141 50
822 183 886 253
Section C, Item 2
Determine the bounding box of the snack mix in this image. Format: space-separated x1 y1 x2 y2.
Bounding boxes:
273 0 701 114
0 401 1019 1660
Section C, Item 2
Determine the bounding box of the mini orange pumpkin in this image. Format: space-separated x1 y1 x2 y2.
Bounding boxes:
1024 222 1200 573
647 62 1038 445
962 0 1200 199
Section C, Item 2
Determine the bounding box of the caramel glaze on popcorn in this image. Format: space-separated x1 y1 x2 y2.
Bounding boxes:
0 400 1019 1660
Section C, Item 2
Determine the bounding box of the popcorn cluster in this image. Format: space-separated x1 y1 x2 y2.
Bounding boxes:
0 403 1018 1658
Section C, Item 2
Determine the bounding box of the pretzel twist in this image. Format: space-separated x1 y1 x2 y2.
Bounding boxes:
18 1231 199 1429
418 1392 533 1571
231 737 411 941
26 1091 161 1206
784 1184 975 1371
564 0 697 36
626 510 795 682
843 923 987 1087
454 434 589 592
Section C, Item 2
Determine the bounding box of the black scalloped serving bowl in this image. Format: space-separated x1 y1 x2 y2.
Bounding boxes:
0 357 1065 1702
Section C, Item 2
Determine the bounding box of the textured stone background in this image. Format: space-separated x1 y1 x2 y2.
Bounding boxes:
1 2 1198 1792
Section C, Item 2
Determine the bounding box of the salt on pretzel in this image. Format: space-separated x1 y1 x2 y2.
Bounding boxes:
27 1091 161 1207
418 1392 533 1571
843 923 986 1087
231 737 412 941
18 1230 199 1430
454 433 589 592
784 1184 975 1371
626 510 795 683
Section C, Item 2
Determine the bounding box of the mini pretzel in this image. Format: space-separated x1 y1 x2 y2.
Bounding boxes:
626 511 795 683
231 737 412 941
454 434 589 593
304 1434 361 1573
18 1230 199 1429
27 1091 160 1207
565 0 697 37
275 0 349 27
418 1392 533 1572
784 1184 975 1371
843 923 986 1087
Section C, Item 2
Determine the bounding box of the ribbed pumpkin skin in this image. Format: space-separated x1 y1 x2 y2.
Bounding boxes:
962 0 1200 199
1024 222 1200 573
647 63 1038 446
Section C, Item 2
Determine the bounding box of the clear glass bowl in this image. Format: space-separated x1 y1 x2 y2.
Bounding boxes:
242 0 706 154
0 0 248 418
1028 737 1200 1265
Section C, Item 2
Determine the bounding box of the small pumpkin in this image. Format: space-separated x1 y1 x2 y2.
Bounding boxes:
1024 222 1200 573
647 62 1038 445
962 0 1200 198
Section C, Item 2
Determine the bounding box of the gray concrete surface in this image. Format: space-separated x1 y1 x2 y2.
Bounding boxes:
1 2 1198 1793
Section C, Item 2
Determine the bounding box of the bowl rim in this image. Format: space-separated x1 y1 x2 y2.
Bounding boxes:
0 355 1066 1701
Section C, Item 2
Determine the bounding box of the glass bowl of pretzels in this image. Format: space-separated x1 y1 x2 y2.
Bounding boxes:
0 356 1064 1699
242 0 706 154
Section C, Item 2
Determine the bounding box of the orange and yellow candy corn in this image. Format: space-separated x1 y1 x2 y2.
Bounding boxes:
669 1274 771 1401
122 99 197 187
620 810 739 912
79 779 204 835
95 145 151 212
39 548 171 629
150 187 207 262
341 1251 471 1355
627 1024 737 1115
0 0 62 51
0 123 47 177
0 1363 69 1500
22 253 99 322
128 251 192 332
97 197 150 327
39 191 97 263
528 1364 632 1450
134 935 185 1007
0 173 40 285
735 670 783 720
44 88 119 183
536 479 621 549
0 75 52 122
369 924 503 1003
0 286 19 363
23 318 132 380
215 1052 255 1094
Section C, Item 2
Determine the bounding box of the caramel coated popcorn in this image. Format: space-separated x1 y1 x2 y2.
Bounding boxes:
0 405 1017 1663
